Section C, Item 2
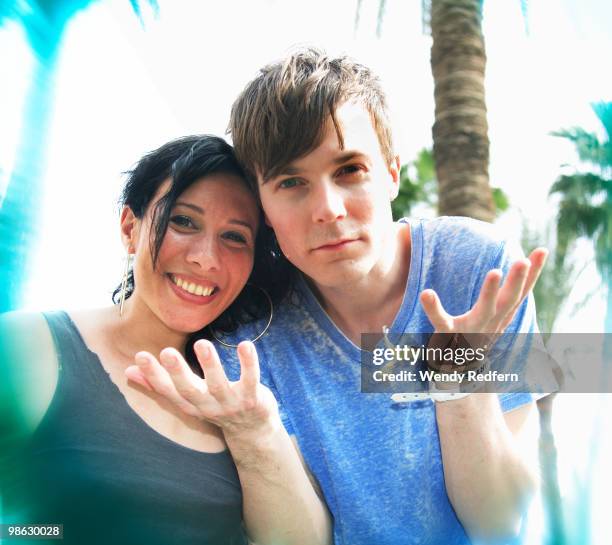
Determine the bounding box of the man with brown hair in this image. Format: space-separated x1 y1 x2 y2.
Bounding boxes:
138 48 547 544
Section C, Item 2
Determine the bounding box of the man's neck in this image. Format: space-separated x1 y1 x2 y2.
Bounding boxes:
308 223 411 346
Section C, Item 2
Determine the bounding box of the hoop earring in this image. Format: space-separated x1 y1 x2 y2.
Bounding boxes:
270 231 284 258
209 284 273 348
119 251 133 317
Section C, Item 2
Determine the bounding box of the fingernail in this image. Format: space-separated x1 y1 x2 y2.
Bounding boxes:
135 353 149 366
243 342 255 357
488 269 501 280
197 341 210 359
161 353 178 368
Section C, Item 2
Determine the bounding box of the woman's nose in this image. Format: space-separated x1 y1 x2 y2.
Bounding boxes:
186 234 221 271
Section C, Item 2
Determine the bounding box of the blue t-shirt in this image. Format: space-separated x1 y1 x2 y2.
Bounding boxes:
215 217 537 545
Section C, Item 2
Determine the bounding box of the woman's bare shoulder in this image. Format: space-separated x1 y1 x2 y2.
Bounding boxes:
0 310 59 445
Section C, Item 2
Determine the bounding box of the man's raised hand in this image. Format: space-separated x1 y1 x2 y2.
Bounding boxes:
420 248 547 337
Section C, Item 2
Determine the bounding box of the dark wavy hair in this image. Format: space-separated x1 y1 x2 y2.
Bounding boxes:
112 135 294 375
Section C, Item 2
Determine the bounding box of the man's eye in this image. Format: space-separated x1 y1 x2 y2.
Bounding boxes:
223 232 248 244
337 164 364 177
170 215 195 228
278 178 303 189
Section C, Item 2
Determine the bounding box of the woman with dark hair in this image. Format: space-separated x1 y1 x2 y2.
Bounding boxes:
0 135 330 545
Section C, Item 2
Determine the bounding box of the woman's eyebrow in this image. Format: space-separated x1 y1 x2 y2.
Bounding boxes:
175 201 203 213
175 202 255 234
228 219 255 235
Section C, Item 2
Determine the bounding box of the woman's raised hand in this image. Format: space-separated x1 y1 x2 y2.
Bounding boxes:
125 340 280 438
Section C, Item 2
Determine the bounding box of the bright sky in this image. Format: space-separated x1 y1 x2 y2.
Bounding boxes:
0 0 609 329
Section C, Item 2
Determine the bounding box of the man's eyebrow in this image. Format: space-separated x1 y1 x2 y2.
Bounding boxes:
261 167 299 185
332 151 365 165
262 151 367 185
174 201 254 234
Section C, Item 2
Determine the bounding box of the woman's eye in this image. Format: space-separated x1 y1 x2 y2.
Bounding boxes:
278 178 303 189
170 215 195 229
222 231 248 244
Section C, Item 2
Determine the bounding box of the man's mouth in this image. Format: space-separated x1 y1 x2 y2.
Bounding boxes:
313 238 359 251
169 274 217 297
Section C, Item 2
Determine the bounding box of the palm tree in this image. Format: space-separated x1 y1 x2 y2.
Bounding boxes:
551 102 612 333
391 147 508 221
429 0 495 221
0 0 157 313
356 0 530 221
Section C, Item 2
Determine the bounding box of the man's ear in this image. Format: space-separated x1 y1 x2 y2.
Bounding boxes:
120 206 139 253
388 155 401 200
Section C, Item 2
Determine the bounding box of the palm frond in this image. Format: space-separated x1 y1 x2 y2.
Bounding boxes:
522 219 579 333
391 148 437 220
551 128 607 168
549 173 609 200
128 0 159 26
594 228 612 281
415 148 435 181
551 104 611 281
592 102 612 149
492 187 509 213
554 200 608 267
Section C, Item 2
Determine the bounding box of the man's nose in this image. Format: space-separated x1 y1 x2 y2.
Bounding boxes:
186 234 221 271
311 181 347 224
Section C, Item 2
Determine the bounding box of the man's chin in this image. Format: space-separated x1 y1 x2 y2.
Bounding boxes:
304 260 374 291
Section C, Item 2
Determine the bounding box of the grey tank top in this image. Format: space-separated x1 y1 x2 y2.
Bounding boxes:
3 311 247 545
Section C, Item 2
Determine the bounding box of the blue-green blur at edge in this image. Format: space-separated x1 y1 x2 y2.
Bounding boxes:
0 0 158 312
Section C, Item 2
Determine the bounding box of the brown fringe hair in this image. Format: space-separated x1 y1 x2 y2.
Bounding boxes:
228 47 395 191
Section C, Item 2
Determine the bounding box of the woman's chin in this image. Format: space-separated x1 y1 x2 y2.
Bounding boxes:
168 314 215 334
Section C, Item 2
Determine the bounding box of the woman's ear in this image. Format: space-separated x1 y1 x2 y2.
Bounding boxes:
120 206 139 253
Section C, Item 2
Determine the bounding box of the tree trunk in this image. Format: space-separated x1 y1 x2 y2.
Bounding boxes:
430 0 495 221
537 393 567 545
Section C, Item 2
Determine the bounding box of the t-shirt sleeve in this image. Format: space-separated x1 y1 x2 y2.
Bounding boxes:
498 392 534 412
257 342 295 436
